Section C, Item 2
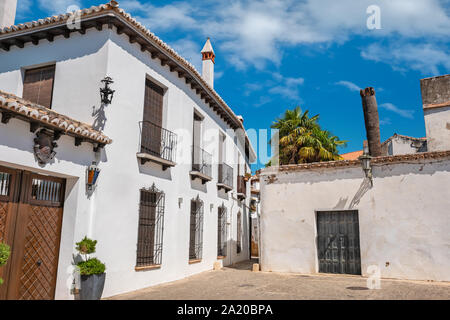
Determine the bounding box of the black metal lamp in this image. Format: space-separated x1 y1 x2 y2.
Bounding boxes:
86 162 101 191
358 143 373 182
100 76 115 105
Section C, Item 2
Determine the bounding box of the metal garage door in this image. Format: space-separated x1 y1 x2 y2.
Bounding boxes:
316 210 361 275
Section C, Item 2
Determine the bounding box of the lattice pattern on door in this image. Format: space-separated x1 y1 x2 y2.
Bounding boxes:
0 201 7 243
18 205 62 300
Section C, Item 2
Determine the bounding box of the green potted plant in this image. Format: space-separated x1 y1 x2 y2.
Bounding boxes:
75 236 106 300
0 243 10 286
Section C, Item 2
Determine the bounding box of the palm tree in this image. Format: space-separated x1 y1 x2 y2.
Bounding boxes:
270 107 346 165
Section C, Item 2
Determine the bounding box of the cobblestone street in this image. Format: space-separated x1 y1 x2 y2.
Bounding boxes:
108 260 450 300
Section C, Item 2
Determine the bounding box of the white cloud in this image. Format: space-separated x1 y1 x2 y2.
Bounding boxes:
335 81 361 92
169 38 202 72
38 0 81 15
361 42 450 75
380 103 415 119
120 0 196 31
269 73 304 101
379 117 392 125
30 0 449 72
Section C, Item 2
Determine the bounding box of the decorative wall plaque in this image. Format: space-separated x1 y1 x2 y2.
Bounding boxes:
34 129 58 164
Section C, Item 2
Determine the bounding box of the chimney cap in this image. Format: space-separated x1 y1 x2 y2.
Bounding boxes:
201 38 214 54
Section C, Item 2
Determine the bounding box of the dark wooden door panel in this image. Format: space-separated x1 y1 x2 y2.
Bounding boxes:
0 167 65 300
317 210 361 275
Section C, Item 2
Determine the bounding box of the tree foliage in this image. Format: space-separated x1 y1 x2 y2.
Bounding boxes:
0 243 10 285
75 236 105 276
270 106 346 165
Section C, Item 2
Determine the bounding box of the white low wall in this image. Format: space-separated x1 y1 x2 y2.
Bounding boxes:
259 156 450 282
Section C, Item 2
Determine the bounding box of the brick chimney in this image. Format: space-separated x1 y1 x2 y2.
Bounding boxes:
201 38 215 88
0 0 17 29
421 74 450 152
360 87 382 157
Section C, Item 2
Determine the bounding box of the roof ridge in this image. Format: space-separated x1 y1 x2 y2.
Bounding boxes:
0 1 256 157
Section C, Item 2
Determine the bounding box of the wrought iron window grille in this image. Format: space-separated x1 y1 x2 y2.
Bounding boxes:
136 183 165 268
189 195 204 261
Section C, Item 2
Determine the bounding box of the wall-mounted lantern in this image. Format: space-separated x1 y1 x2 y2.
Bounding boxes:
100 76 115 105
86 162 101 191
358 143 373 183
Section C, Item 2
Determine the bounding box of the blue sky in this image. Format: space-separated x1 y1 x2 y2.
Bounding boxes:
14 0 450 171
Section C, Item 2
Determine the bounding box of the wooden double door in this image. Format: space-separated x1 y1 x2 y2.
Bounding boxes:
0 166 65 300
316 210 361 275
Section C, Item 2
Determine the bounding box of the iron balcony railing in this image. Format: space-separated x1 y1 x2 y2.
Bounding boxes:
218 163 233 188
192 146 212 178
139 121 177 163
237 175 247 195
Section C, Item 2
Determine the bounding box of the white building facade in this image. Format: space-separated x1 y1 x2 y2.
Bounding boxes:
0 1 255 299
259 74 450 282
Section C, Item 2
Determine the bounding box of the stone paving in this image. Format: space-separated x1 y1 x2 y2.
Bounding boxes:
108 260 450 300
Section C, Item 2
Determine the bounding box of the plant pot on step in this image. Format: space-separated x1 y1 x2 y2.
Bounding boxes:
79 273 106 300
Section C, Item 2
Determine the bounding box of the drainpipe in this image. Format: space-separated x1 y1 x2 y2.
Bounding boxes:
360 87 382 157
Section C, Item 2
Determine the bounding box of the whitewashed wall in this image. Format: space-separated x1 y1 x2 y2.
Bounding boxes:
259 157 450 282
424 106 450 152
0 25 251 299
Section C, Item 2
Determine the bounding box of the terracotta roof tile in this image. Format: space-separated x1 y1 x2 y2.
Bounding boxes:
0 90 112 144
340 150 363 160
261 150 450 174
0 0 256 158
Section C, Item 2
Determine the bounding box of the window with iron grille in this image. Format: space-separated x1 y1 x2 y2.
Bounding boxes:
237 211 242 254
217 204 227 257
136 184 165 268
189 195 204 261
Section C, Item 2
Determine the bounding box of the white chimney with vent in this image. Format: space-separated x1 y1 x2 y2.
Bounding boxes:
201 38 215 88
0 0 17 29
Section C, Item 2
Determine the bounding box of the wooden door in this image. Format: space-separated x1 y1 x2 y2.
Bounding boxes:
0 166 21 300
141 79 164 156
0 167 65 300
316 210 361 275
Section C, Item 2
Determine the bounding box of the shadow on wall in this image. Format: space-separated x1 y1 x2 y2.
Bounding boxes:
0 31 109 74
137 159 172 180
348 177 372 209
0 118 98 168
190 178 207 193
92 103 107 132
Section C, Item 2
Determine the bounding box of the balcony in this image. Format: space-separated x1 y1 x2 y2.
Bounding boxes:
137 121 177 170
217 163 233 193
237 175 247 200
190 146 212 184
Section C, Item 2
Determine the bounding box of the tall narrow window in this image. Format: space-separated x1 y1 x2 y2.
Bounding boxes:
192 112 203 171
217 204 227 258
141 79 164 156
236 211 242 254
189 196 204 261
22 65 56 108
136 185 165 269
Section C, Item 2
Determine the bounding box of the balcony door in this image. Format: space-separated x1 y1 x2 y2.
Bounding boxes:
141 79 164 156
192 112 204 172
